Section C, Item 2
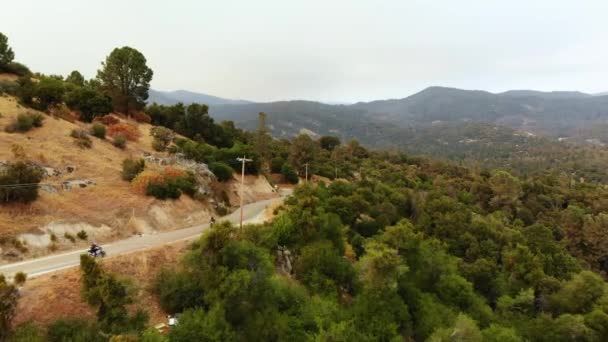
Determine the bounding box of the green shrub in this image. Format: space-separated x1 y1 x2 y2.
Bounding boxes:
122 158 145 181
153 269 204 314
70 129 92 148
64 87 112 122
0 161 43 203
5 112 44 133
64 232 76 243
90 123 106 139
150 126 175 151
33 77 65 111
77 230 88 240
167 173 197 197
9 322 44 342
145 172 197 200
29 112 45 127
271 157 285 173
13 272 27 285
113 134 127 149
146 182 181 199
281 164 299 184
5 62 31 76
209 162 233 182
0 80 18 95
47 318 103 342
11 238 28 253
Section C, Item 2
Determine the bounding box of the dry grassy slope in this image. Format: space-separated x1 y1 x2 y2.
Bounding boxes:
14 241 190 327
0 94 276 260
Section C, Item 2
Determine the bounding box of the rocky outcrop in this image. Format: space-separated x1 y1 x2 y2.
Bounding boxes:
277 246 294 275
62 179 96 190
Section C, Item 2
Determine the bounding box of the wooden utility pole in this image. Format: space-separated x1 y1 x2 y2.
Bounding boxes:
304 163 308 184
237 156 253 231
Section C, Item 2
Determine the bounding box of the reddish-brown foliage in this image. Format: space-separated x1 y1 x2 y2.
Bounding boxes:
94 114 120 126
132 111 152 124
107 123 141 141
131 170 164 194
163 167 187 180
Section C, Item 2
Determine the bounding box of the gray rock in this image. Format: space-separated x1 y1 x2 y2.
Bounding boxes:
40 184 58 193
62 179 96 190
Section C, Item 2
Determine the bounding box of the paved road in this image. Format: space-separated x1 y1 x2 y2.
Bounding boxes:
0 195 287 280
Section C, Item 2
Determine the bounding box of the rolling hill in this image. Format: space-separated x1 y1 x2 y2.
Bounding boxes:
205 86 608 143
201 86 608 182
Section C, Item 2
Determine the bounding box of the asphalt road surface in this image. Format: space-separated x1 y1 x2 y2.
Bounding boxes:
0 194 288 280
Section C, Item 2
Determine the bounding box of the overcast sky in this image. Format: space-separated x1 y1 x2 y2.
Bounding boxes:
4 0 608 103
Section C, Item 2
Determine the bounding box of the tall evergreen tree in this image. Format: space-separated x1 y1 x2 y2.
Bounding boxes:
97 46 153 114
254 112 271 173
0 32 15 70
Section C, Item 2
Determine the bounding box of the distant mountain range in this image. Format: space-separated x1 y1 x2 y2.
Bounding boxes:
149 86 608 180
148 89 252 106
150 86 608 147
205 86 607 141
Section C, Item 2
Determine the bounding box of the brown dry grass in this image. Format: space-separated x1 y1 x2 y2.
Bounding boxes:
14 240 190 327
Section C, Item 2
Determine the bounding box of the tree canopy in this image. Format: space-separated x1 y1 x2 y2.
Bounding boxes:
97 46 153 114
0 32 15 70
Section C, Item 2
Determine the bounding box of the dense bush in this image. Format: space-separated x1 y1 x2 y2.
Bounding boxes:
281 163 299 184
146 182 181 199
107 123 140 141
47 318 104 342
89 123 106 139
146 170 197 200
270 157 285 173
3 62 30 76
146 102 236 148
153 269 205 314
319 135 341 151
209 162 233 182
64 86 112 122
8 322 44 342
4 112 44 133
131 170 165 194
121 158 145 181
131 168 197 200
0 161 43 203
32 77 65 111
13 272 26 285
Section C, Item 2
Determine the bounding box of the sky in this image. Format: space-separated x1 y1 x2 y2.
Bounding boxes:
3 0 608 103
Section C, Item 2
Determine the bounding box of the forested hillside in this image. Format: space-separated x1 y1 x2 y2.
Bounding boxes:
10 143 608 341
204 87 608 183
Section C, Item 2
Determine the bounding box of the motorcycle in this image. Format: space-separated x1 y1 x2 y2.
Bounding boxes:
88 246 106 258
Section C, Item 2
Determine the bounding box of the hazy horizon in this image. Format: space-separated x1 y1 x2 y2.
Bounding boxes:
4 0 608 103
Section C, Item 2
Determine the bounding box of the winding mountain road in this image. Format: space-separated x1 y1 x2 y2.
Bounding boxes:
0 193 289 280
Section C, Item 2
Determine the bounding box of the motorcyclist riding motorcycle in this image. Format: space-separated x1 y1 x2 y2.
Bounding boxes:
88 242 106 257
